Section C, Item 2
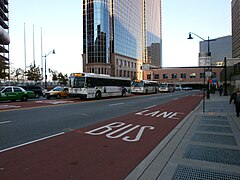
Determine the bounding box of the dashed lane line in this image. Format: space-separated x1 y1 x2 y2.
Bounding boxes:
0 121 11 125
0 132 65 153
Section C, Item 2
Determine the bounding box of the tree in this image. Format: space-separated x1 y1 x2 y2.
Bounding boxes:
25 65 42 82
11 68 24 81
58 72 68 85
50 70 58 81
0 60 9 79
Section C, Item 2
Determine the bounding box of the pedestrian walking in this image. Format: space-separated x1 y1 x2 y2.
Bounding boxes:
229 88 240 117
218 85 223 96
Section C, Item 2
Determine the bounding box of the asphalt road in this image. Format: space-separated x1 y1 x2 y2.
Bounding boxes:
0 91 199 151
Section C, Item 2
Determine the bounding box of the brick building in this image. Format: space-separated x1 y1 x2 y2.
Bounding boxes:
143 67 223 88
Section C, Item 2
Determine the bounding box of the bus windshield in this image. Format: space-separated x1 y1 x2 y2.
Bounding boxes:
69 76 86 88
131 81 143 87
159 84 167 88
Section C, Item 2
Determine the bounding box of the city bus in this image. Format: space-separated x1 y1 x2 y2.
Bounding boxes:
131 80 159 94
158 82 175 92
68 73 131 99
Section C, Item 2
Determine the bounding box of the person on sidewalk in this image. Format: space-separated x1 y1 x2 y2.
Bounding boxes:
230 88 240 117
218 85 223 96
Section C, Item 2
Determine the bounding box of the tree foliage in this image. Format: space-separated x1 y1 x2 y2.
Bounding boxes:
25 65 42 82
0 60 9 79
58 72 68 85
50 70 68 85
11 68 24 81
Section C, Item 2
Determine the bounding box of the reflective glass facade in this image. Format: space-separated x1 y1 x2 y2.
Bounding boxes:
113 0 142 60
83 0 110 64
144 0 162 66
232 0 240 58
83 0 162 78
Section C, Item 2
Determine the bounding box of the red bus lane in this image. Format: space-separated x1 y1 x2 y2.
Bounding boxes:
0 95 202 180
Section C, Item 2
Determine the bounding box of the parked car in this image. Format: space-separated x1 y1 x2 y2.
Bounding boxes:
182 87 193 91
19 85 46 98
45 86 69 99
175 86 182 91
0 86 35 101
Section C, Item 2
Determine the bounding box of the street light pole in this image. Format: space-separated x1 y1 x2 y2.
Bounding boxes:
188 32 216 99
43 49 55 89
224 57 228 96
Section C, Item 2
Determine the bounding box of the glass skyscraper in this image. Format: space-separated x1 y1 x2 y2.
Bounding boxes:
232 0 240 58
83 0 162 80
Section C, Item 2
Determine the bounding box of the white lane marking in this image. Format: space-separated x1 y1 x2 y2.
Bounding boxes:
0 132 65 153
144 105 156 109
0 121 11 125
0 105 21 109
108 102 124 107
150 97 158 99
35 100 73 105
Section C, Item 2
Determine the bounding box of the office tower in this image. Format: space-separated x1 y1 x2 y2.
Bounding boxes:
0 0 10 79
83 0 162 79
199 35 232 66
232 0 240 58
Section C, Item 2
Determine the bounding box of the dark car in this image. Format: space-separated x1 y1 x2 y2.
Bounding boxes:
19 85 45 98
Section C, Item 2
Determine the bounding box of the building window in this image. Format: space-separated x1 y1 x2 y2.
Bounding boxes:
147 74 151 80
200 73 205 78
190 73 196 78
163 74 168 79
154 74 159 79
181 73 186 79
172 73 177 79
119 70 122 77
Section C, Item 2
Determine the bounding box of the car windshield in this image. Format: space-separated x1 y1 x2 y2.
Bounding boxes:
52 87 64 91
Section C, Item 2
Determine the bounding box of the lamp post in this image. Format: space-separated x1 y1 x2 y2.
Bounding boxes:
188 32 216 99
43 49 55 89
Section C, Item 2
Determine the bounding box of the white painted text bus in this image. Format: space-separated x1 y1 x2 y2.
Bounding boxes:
159 82 175 92
131 80 159 94
68 73 131 99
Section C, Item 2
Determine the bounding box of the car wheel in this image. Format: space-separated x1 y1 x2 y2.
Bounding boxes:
56 94 61 99
21 95 28 101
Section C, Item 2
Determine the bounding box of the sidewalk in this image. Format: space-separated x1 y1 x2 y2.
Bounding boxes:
126 94 240 180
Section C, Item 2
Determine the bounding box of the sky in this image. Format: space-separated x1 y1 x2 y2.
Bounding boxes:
9 0 231 76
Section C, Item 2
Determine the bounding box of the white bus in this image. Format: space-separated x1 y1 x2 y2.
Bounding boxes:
159 82 175 92
131 80 159 94
68 73 131 99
